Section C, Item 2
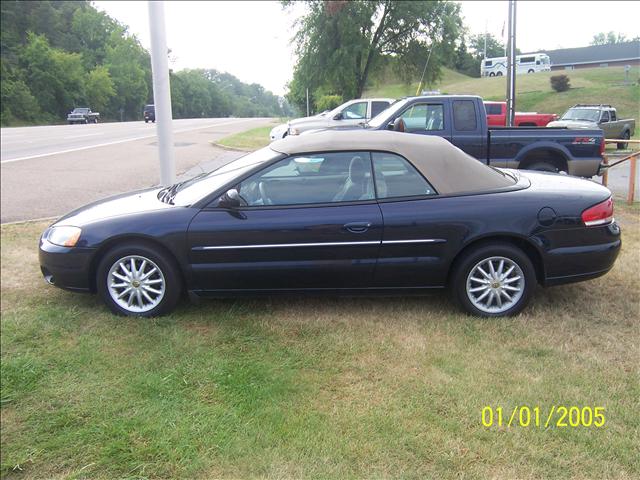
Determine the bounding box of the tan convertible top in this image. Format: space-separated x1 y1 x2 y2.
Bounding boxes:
270 130 514 195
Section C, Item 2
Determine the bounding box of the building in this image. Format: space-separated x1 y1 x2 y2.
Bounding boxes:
541 41 640 70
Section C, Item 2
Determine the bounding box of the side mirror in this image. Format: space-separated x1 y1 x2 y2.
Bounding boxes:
392 117 406 132
333 112 343 120
219 188 241 208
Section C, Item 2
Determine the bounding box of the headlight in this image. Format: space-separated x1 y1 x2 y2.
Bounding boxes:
47 226 82 247
289 127 299 135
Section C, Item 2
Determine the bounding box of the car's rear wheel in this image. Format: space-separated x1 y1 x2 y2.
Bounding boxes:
617 131 630 150
526 161 567 174
96 243 182 317
451 243 536 317
496 71 503 76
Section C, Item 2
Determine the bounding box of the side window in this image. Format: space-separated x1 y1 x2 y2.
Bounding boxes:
485 60 493 67
342 102 367 119
238 152 374 206
371 101 390 117
600 111 610 123
400 104 444 131
610 110 617 121
453 100 478 131
485 104 502 115
372 152 436 199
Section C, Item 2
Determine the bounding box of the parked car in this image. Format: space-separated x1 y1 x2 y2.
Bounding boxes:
484 101 558 127
39 130 620 318
547 104 635 149
359 95 605 177
67 107 99 124
143 104 155 123
269 98 394 141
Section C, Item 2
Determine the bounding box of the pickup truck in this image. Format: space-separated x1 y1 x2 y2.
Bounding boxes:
484 101 558 127
67 107 99 124
547 104 635 149
270 98 394 141
360 95 604 177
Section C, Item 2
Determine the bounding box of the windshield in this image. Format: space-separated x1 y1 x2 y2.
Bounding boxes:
166 147 282 206
73 108 89 114
367 98 410 128
561 108 600 122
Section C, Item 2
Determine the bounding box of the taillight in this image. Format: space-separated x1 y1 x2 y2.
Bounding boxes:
599 137 605 156
581 197 613 226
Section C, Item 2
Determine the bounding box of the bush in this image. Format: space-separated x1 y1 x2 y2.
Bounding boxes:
550 75 571 92
315 94 343 113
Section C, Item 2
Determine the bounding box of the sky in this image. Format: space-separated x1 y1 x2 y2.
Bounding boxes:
93 1 640 96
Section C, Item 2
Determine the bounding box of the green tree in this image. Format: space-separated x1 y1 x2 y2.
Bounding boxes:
85 65 115 112
590 31 633 45
104 34 148 120
19 32 85 118
284 0 463 111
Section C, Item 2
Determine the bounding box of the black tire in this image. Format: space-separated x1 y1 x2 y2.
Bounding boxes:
527 69 534 74
93 118 98 124
84 118 89 124
617 131 630 150
96 242 182 317
496 71 503 77
489 72 495 77
152 119 155 123
144 119 148 123
526 161 561 173
450 243 536 317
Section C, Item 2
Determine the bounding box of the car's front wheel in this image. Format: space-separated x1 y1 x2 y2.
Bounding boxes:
451 243 536 317
617 131 630 150
96 243 182 317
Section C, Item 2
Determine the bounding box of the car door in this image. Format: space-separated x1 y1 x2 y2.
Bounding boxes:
371 152 454 288
333 101 368 127
187 151 383 292
397 102 452 141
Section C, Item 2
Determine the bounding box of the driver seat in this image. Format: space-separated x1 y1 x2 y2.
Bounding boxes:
333 156 369 202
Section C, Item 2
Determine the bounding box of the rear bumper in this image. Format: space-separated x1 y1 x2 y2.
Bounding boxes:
541 222 621 286
39 237 95 292
567 157 603 177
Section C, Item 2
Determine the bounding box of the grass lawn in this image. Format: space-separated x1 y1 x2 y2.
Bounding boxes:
364 66 640 120
216 124 278 151
1 202 639 479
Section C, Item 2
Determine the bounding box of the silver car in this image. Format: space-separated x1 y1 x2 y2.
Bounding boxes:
270 98 394 141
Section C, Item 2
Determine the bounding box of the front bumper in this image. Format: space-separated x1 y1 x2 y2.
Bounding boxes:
39 237 96 292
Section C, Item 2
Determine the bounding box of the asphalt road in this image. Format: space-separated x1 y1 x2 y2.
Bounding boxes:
1 118 273 223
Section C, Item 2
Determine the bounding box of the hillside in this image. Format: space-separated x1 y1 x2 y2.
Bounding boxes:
364 66 639 121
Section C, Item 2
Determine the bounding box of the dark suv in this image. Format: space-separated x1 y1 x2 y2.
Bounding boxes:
143 104 155 123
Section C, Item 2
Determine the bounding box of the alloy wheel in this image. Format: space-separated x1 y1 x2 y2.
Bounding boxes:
107 255 165 313
466 256 525 314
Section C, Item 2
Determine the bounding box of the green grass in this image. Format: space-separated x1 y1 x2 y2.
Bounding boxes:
216 124 278 151
1 204 639 479
364 66 640 121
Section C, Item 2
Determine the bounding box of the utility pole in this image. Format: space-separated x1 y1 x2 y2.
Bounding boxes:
148 1 175 186
306 88 310 117
505 0 517 127
484 19 487 59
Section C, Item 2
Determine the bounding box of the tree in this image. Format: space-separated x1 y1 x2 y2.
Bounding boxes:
85 65 114 112
284 0 463 110
591 32 628 46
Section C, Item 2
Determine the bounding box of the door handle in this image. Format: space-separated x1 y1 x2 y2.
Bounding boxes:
344 222 371 233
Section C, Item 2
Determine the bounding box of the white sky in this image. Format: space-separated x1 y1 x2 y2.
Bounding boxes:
93 1 640 96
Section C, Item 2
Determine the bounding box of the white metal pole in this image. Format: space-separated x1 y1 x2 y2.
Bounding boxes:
148 1 175 186
505 0 517 127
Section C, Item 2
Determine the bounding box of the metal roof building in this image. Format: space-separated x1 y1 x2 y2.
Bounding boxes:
535 41 640 70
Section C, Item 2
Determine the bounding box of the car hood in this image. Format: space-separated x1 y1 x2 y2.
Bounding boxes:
547 119 598 129
53 188 176 227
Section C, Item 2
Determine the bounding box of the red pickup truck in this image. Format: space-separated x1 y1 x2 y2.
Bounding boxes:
484 101 558 127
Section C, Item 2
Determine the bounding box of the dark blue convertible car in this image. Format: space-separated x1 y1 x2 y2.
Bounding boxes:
39 130 620 317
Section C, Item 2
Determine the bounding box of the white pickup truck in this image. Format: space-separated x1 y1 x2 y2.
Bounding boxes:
270 98 394 141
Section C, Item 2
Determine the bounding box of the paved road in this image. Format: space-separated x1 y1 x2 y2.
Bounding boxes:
1 118 273 223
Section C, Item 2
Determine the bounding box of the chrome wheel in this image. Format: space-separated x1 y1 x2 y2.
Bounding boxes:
107 255 165 313
466 256 524 314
